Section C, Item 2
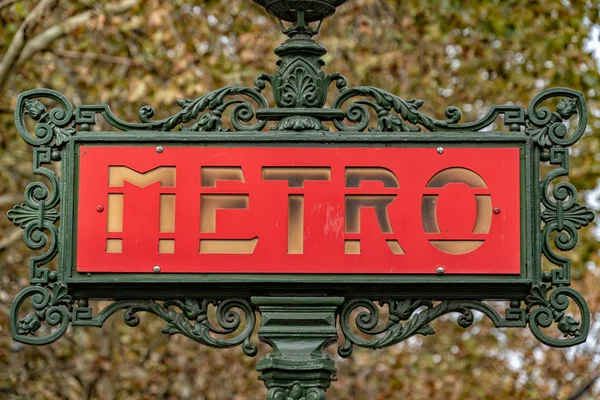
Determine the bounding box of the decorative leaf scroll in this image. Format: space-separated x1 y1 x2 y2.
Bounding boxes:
71 298 258 356
332 86 462 132
138 86 268 132
339 286 590 355
338 299 527 358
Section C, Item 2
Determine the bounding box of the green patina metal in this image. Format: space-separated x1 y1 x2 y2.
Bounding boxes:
6 1 596 397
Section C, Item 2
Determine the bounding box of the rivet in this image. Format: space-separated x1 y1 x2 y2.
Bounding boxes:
153 265 161 273
493 207 501 214
437 147 444 154
436 266 445 275
87 273 91 276
156 146 164 153
96 205 104 212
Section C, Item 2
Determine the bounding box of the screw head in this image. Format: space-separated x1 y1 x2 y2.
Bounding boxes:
153 265 161 273
96 205 104 212
436 266 445 275
437 147 444 154
156 146 164 153
493 207 501 214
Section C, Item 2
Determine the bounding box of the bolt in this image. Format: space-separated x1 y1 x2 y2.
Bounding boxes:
493 207 501 214
96 205 104 212
156 146 164 153
436 266 445 275
153 265 161 273
437 147 444 154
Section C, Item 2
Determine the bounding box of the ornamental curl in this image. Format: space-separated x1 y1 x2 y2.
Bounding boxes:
10 284 72 345
526 285 590 347
15 89 75 148
526 88 587 148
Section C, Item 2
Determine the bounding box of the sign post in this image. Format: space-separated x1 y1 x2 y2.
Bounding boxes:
8 1 595 398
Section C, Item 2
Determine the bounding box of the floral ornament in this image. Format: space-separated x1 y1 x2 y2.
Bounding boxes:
23 98 75 147
555 98 578 119
18 313 43 335
7 202 59 229
558 315 581 337
267 383 325 400
24 99 47 120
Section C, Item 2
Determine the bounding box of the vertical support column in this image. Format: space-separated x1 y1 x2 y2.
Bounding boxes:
252 297 344 400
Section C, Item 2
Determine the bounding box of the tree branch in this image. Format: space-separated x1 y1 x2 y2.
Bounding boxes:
0 0 18 12
0 0 141 93
0 0 58 93
53 49 134 66
16 0 142 67
15 9 94 66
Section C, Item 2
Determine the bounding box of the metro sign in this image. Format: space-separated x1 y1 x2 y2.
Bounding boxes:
76 145 521 274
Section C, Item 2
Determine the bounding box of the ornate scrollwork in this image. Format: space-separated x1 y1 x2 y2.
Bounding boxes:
526 88 587 148
9 284 73 345
14 89 75 149
7 15 595 400
338 288 589 354
138 86 268 132
528 89 596 285
8 90 69 284
332 86 462 132
72 298 258 356
338 299 527 357
525 284 590 347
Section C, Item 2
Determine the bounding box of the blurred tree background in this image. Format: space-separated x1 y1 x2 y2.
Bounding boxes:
1 0 600 399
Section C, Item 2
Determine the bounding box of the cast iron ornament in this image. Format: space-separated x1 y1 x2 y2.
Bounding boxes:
7 1 595 398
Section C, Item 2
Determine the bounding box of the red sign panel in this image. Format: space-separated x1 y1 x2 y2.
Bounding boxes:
77 146 521 274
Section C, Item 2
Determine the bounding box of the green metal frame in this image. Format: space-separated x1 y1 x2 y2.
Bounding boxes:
6 4 596 398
